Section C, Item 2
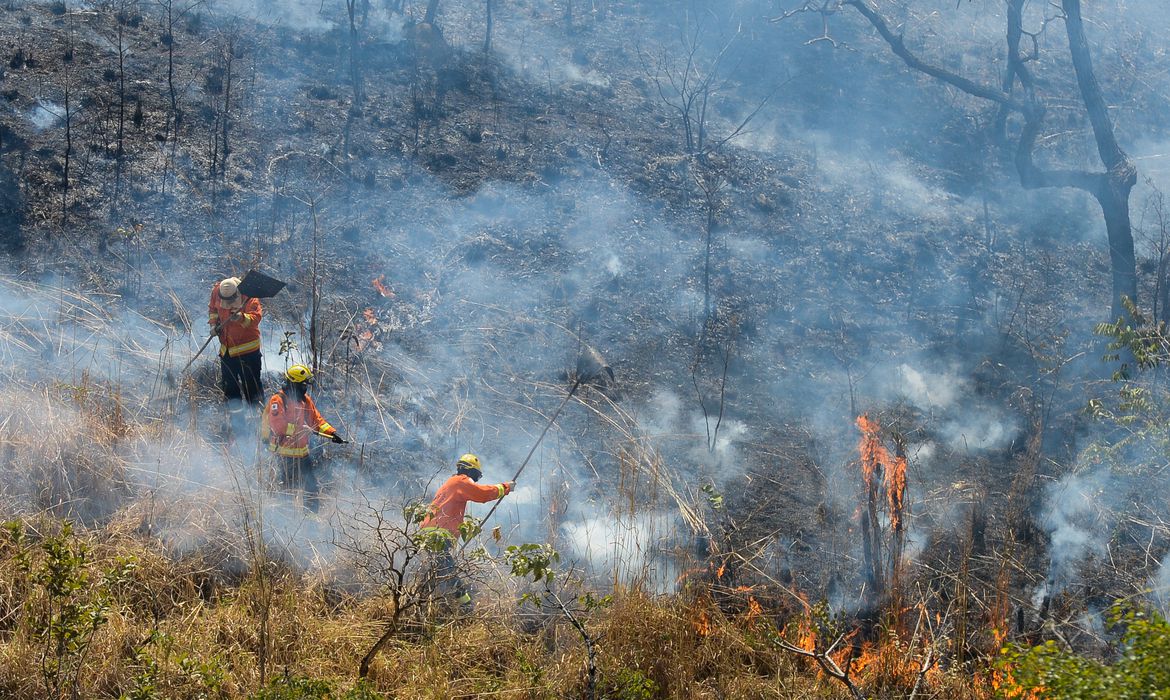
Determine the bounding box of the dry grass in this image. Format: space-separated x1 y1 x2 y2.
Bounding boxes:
0 369 998 700
0 278 1005 699
0 517 1001 699
0 515 1001 700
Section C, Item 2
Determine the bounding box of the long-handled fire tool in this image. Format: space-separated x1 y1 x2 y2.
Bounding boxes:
181 269 287 373
472 344 613 536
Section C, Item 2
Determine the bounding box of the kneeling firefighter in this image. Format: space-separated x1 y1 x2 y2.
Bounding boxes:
264 364 347 509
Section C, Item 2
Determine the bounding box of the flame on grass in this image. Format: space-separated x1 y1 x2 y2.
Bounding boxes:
371 275 393 298
782 591 818 653
780 599 956 692
982 564 1042 700
744 595 763 622
692 606 712 637
986 652 1044 700
345 308 379 354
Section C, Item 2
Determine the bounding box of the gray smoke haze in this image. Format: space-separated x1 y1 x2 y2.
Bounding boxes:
5 0 1170 602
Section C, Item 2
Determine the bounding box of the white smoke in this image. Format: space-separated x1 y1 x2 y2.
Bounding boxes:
1151 556 1170 615
560 508 681 591
867 360 1019 453
28 100 64 131
1034 469 1112 605
896 363 962 409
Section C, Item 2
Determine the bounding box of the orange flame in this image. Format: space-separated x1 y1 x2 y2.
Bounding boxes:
372 275 393 297
987 664 1044 699
787 592 817 652
744 596 762 622
888 453 907 530
693 608 712 637
856 414 884 489
855 414 908 530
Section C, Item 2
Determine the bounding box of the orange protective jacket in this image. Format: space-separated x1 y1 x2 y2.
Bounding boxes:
208 282 262 357
421 474 512 536
265 390 336 458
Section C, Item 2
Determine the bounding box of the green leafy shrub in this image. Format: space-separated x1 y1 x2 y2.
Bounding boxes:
610 667 658 700
998 604 1170 699
249 675 382 700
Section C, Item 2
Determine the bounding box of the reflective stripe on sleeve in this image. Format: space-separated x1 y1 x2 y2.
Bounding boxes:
496 484 505 498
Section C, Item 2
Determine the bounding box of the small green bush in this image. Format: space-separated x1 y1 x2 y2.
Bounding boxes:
249 675 382 700
998 604 1170 699
610 668 658 700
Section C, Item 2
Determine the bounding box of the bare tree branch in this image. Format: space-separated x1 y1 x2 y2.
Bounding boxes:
843 0 1026 111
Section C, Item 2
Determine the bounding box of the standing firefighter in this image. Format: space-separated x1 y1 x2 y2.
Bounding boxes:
208 277 264 404
420 454 513 608
265 364 346 509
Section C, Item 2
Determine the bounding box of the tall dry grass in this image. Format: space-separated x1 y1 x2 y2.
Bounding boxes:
0 517 997 699
0 278 1004 699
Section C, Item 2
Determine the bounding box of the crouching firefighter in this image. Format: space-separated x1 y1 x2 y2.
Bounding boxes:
263 364 347 510
419 454 514 609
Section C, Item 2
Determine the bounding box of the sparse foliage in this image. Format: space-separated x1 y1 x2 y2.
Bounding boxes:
999 604 1170 699
507 543 609 700
336 498 479 678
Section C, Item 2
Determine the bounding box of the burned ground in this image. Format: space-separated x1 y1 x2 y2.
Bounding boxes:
1 0 1168 697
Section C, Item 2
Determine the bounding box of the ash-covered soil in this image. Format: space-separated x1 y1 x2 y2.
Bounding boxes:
0 0 1162 664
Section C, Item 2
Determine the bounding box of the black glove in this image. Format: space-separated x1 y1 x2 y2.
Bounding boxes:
331 434 347 444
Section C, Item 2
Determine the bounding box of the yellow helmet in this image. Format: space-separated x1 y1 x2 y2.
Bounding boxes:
456 453 481 471
286 364 313 383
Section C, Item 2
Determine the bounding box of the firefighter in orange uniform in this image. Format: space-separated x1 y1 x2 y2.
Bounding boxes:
265 364 346 509
208 277 264 404
420 454 513 607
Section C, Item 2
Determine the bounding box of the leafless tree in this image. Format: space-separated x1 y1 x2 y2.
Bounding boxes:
776 0 1138 320
105 0 138 208
154 0 205 193
641 14 775 158
484 0 493 52
640 21 739 157
345 0 364 109
1136 181 1170 325
199 20 246 213
423 0 440 24
693 164 727 321
60 8 76 226
335 498 474 678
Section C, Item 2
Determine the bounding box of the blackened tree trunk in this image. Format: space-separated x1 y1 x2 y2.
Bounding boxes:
484 0 493 52
113 3 130 207
346 0 363 108
844 0 1137 320
1062 0 1137 319
61 8 75 227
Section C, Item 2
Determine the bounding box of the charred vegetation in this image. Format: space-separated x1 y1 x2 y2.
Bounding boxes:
0 0 1167 698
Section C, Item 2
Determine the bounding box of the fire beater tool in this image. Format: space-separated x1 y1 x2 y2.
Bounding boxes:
471 344 613 537
181 270 287 373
